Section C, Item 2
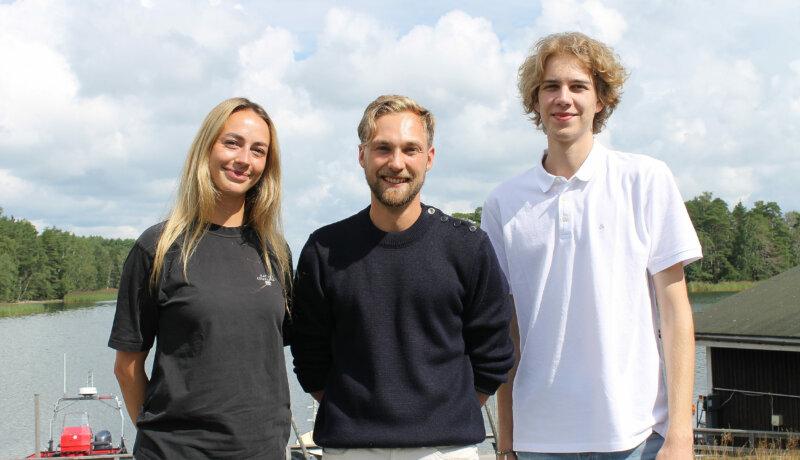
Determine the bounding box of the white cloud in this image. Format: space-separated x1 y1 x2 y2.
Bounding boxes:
0 169 34 201
65 225 142 239
533 0 627 44
0 0 798 255
292 8 513 111
0 168 152 238
668 118 707 145
236 26 332 140
680 165 756 207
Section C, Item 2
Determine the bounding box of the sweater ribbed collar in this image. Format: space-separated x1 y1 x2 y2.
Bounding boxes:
360 203 437 248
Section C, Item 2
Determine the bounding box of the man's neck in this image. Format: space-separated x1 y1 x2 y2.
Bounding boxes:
369 198 422 233
211 196 246 227
543 135 594 179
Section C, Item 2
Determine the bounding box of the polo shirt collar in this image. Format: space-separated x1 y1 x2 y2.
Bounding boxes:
533 141 604 193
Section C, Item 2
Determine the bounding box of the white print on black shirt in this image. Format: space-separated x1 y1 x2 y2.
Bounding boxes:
257 273 277 286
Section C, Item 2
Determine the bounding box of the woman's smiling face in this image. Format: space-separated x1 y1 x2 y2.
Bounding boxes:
208 109 270 200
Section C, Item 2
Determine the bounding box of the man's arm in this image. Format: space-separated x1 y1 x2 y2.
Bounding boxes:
462 236 515 404
114 350 149 425
496 302 520 459
290 238 333 396
653 263 695 460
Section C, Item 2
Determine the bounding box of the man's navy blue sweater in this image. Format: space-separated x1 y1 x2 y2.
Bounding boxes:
291 205 514 448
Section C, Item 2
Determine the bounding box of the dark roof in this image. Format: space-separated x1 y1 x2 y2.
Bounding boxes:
694 265 800 343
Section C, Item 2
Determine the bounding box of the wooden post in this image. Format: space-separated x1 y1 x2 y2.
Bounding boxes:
484 398 499 453
34 393 41 458
291 419 310 460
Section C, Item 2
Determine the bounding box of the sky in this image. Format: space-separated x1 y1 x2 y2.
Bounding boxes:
1 0 799 255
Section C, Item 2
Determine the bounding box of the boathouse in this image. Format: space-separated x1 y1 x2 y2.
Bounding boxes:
694 265 800 432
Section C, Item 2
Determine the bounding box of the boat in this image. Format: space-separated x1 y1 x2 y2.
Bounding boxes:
27 372 130 458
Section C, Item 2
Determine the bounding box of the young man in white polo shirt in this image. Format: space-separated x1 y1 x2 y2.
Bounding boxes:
482 32 701 460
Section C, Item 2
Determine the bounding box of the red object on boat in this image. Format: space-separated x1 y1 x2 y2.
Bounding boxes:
59 425 92 453
28 446 125 458
26 372 129 458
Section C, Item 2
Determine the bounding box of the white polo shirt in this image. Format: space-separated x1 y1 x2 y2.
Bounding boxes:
482 142 701 453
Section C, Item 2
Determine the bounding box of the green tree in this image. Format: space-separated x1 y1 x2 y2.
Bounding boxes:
684 192 736 282
91 238 113 289
39 228 74 298
452 207 482 226
63 237 98 292
731 201 793 280
106 238 134 288
0 208 135 301
0 235 18 302
784 211 800 267
0 211 47 300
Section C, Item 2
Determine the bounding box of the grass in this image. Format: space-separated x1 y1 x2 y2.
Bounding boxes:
695 432 800 458
0 299 61 308
63 288 118 304
0 302 55 318
0 289 118 318
687 281 755 294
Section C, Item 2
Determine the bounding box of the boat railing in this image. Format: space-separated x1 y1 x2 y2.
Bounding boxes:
694 426 800 450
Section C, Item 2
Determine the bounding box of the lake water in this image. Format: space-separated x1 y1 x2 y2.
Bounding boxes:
0 293 732 459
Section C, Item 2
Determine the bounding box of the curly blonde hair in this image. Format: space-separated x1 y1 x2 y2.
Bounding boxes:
518 32 628 134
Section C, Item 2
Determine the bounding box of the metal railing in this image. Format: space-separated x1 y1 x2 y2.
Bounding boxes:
694 426 800 449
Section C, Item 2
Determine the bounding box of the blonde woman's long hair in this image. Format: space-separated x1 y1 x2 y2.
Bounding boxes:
149 97 290 295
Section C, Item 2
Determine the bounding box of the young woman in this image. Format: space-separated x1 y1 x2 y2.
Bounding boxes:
108 98 292 459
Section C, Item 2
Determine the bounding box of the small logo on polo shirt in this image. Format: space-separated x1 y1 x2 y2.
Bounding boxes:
599 224 605 230
257 273 276 286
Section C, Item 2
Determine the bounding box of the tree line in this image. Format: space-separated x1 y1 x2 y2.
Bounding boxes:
2 192 799 303
452 192 800 283
0 208 134 302
683 192 799 282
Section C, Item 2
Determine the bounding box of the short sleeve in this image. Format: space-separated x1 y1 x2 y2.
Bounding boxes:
108 243 158 352
481 195 511 283
645 161 703 274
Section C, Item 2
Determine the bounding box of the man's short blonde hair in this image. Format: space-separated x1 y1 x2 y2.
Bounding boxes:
357 95 435 147
518 32 628 134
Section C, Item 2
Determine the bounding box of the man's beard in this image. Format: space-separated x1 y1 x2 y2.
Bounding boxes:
366 169 425 208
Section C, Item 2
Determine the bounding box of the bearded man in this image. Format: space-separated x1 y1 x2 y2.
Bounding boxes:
291 94 514 460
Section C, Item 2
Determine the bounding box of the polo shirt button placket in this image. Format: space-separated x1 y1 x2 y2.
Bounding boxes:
558 182 572 239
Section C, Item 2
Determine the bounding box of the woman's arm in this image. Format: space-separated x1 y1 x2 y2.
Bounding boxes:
114 350 150 425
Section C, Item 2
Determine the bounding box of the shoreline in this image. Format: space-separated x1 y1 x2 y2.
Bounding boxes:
686 281 755 294
0 288 118 311
0 283 750 312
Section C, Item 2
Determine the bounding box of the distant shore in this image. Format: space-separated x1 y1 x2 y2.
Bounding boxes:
0 283 752 316
0 288 118 317
686 281 754 294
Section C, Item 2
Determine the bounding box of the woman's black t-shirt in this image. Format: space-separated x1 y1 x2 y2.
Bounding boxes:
108 223 291 459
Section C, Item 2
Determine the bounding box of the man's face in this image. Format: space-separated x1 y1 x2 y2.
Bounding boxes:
534 53 603 146
359 111 434 209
